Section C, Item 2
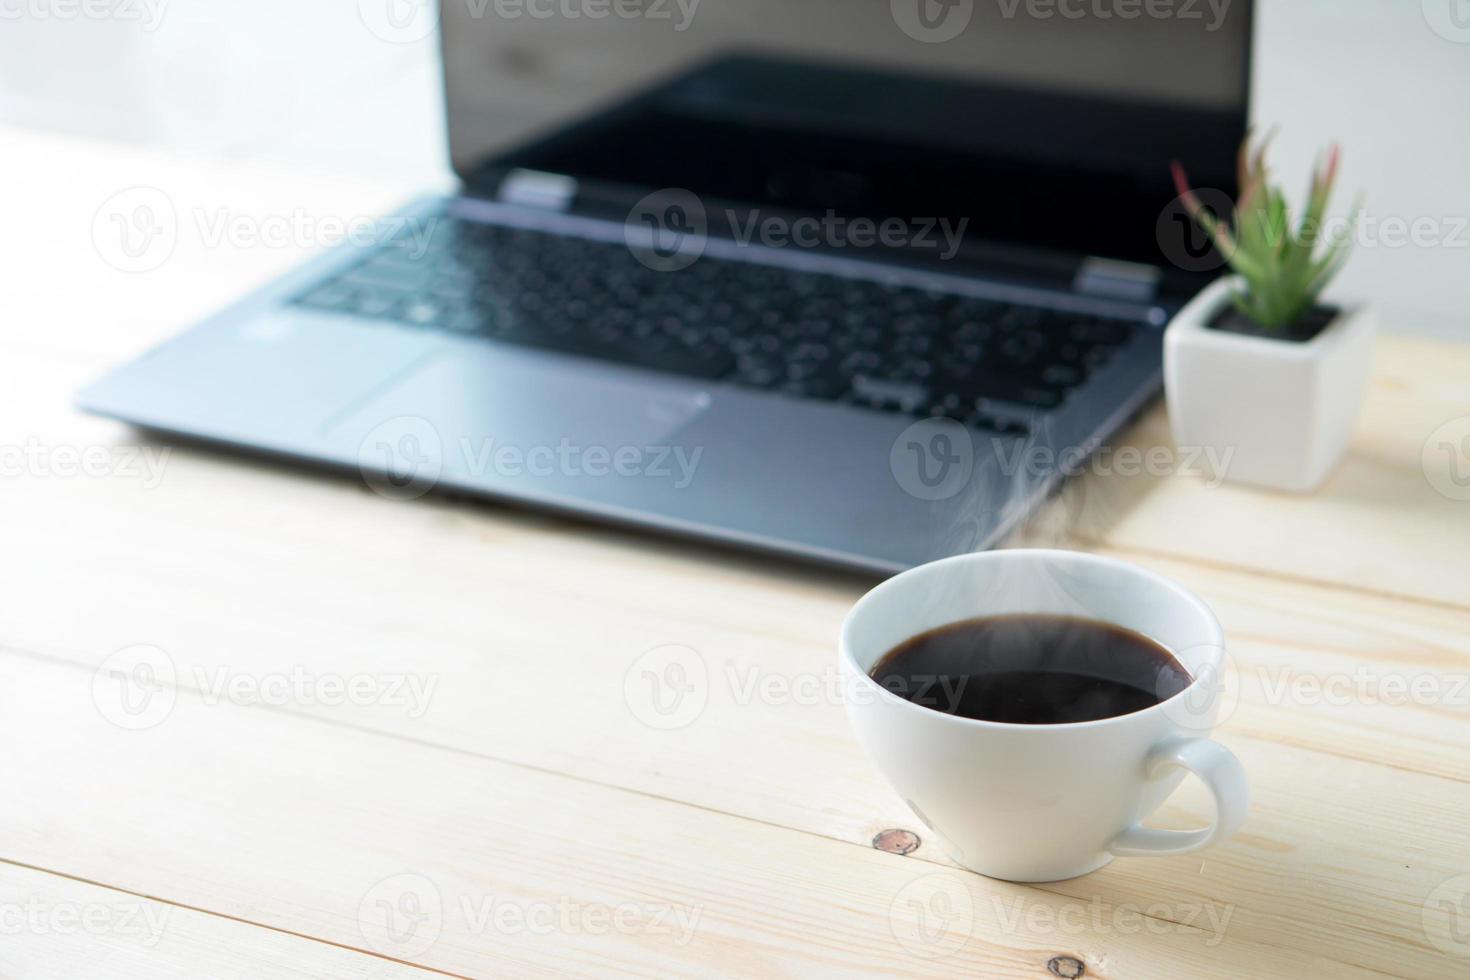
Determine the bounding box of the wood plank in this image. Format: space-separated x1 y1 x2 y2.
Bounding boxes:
1 353 1468 975
0 862 443 980
4 350 1469 779
0 651 1383 979
1011 332 1470 609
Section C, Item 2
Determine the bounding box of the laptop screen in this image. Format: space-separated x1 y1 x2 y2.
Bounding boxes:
441 0 1252 273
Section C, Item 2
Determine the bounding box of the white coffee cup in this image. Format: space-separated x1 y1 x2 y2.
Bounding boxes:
840 549 1247 882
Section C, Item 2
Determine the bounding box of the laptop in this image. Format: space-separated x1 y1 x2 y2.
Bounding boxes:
79 2 1252 573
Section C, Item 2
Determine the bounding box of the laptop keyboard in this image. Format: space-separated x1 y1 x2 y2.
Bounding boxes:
291 214 1138 433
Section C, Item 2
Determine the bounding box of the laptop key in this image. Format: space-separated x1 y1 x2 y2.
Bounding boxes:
851 375 929 413
1040 364 1083 388
441 308 484 333
351 289 402 318
496 325 735 380
970 414 1033 437
345 258 433 289
289 214 1142 412
1000 387 1065 410
401 300 444 326
296 282 355 310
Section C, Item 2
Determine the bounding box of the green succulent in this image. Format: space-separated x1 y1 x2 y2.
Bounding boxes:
1173 133 1359 332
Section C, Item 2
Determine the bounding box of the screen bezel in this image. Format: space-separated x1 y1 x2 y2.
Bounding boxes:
440 4 1254 299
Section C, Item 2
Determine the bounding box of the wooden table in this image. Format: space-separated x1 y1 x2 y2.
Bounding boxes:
4 125 1469 979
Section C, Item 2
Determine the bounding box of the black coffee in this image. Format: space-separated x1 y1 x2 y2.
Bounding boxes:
869 614 1192 724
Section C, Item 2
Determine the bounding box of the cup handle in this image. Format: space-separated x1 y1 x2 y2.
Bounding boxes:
1108 738 1249 858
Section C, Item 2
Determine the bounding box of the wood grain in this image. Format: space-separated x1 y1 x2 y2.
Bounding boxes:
1010 335 1470 609
3 125 1468 977
0 350 1467 975
0 651 1388 980
0 862 444 979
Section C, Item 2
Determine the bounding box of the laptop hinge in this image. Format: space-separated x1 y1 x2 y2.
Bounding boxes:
1074 257 1161 302
497 168 578 211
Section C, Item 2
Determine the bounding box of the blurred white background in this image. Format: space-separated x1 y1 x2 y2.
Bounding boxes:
0 0 1464 334
0 0 450 182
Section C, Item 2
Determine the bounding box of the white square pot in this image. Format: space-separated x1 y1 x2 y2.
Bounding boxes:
1164 277 1375 492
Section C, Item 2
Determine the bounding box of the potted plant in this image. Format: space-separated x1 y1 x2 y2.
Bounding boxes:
1165 135 1374 492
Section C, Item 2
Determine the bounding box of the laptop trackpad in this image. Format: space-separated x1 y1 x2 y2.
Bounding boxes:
325 346 712 483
